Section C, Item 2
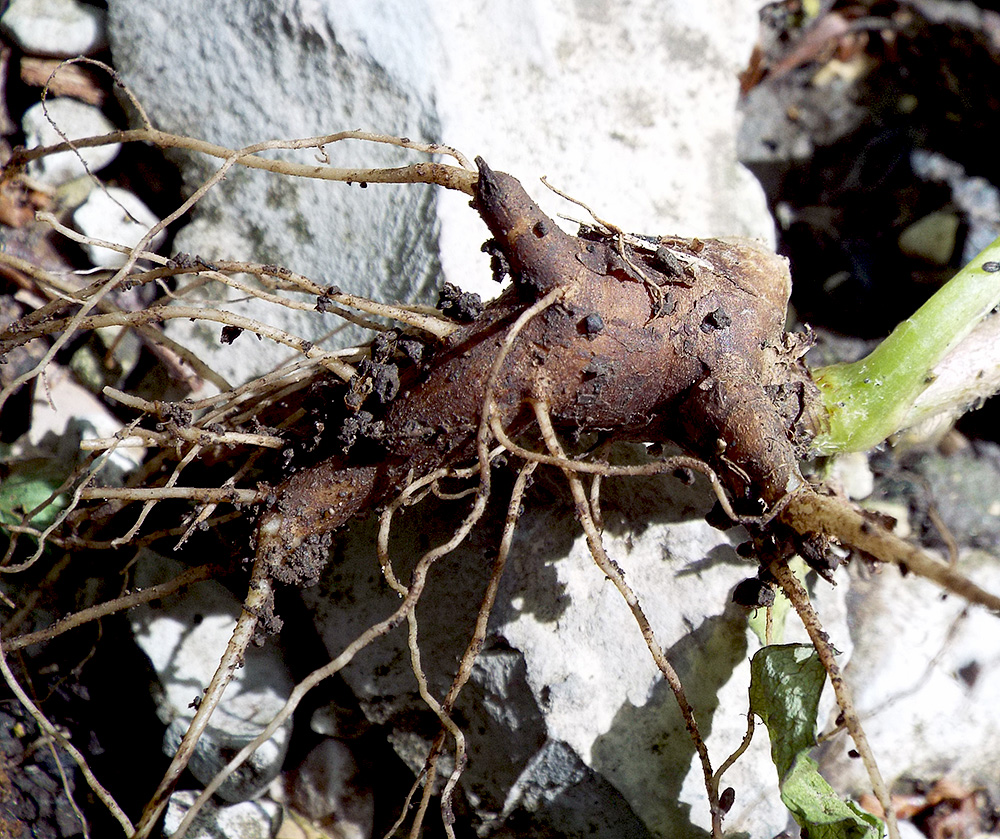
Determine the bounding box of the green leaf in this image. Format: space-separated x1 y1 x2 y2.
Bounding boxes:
749 644 825 778
750 644 883 839
781 753 884 839
0 463 67 529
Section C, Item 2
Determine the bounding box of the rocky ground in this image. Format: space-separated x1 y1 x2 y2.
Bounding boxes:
2 1 1000 838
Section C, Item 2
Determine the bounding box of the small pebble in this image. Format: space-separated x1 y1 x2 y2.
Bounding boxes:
953 175 1000 223
581 312 605 336
73 186 166 267
163 791 281 839
287 739 374 839
910 148 964 184
0 0 107 58
897 211 959 265
22 97 119 186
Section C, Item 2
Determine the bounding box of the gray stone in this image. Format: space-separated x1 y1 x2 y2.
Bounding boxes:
105 0 772 385
819 549 1000 797
130 552 294 803
0 0 107 57
897 211 960 265
72 185 166 268
303 455 849 838
887 443 1000 553
739 74 867 168
22 97 118 187
908 149 1000 265
163 791 282 839
285 739 372 839
106 0 444 386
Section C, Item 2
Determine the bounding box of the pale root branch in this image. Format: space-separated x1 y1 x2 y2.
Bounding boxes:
486 410 754 525
10 304 357 380
10 126 478 193
77 487 267 504
80 427 286 451
531 399 724 839
782 490 1000 614
111 445 202 547
135 559 274 839
0 252 227 391
4 564 214 652
0 137 250 416
770 559 901 839
713 710 756 796
401 461 539 838
173 463 499 839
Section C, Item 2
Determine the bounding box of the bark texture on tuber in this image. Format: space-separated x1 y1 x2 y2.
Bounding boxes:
252 156 1000 628
255 157 824 586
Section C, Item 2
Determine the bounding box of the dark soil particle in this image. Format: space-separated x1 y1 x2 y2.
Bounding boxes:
700 308 731 332
581 312 605 336
732 576 776 607
220 325 243 344
437 281 484 321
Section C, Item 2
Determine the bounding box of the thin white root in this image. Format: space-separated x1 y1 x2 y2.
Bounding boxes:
13 125 478 193
0 634 134 835
400 461 538 838
171 467 496 839
134 559 273 839
4 564 213 652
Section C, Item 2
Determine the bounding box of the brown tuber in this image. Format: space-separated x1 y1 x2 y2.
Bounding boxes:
255 157 1000 618
255 157 811 569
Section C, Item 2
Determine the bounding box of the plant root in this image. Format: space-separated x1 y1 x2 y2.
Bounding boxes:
132 557 274 838
7 101 1000 839
780 488 1000 614
399 461 538 838
770 559 902 839
532 398 724 838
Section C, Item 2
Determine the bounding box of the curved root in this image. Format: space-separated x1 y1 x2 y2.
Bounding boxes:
531 399 724 838
770 559 901 839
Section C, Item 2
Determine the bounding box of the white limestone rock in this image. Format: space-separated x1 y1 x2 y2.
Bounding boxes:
25 363 141 475
163 791 282 839
72 186 166 267
130 553 295 803
819 549 1000 798
302 459 849 838
22 97 118 187
428 0 775 302
0 0 107 58
105 0 771 385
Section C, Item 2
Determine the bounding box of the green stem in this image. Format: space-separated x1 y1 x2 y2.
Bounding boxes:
811 236 1000 454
